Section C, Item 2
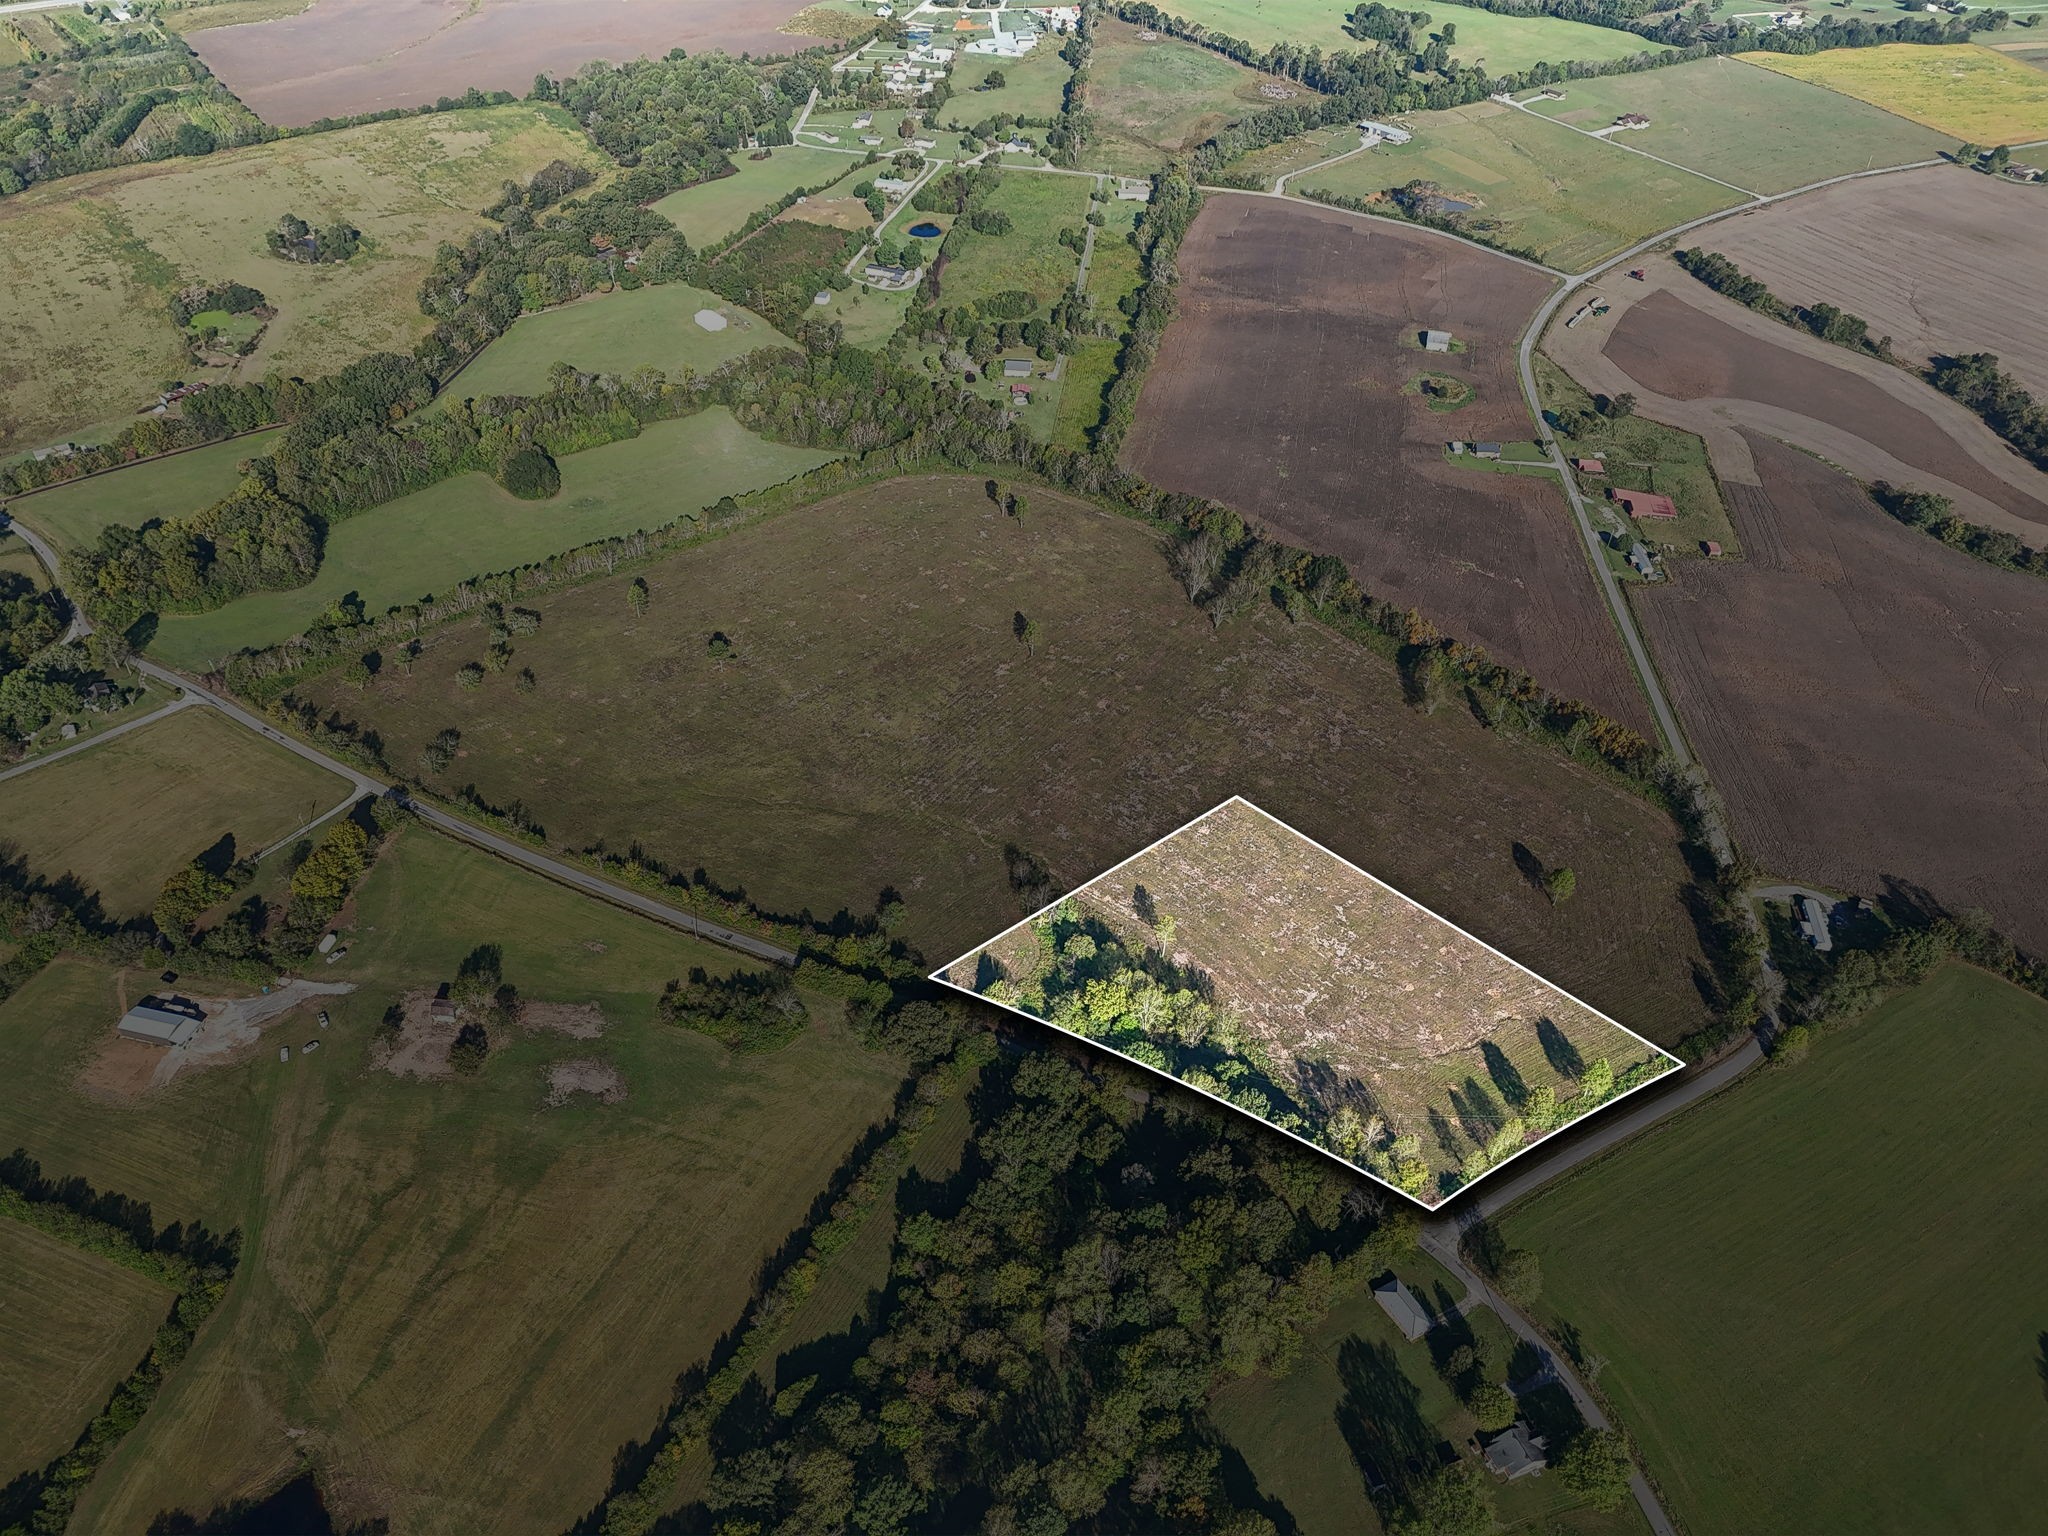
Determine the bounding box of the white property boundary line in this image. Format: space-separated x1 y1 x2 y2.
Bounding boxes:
929 795 1685 1212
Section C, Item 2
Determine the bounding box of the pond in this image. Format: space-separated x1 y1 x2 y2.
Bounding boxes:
907 222 942 238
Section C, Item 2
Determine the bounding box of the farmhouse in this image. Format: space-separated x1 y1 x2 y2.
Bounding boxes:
1614 112 1650 130
1029 5 1082 30
1627 541 1657 578
1359 119 1413 145
871 176 915 197
1611 488 1677 520
1422 329 1453 352
2003 163 2043 183
1115 178 1152 201
1798 895 1835 953
118 997 207 1048
1481 1423 1549 1480
1472 441 1503 460
1372 1277 1435 1341
863 263 920 289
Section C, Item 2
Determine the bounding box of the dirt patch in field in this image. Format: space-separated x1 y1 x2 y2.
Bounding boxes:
75 1038 168 1103
378 988 461 1079
190 0 837 127
1597 279 2048 536
544 1057 628 1108
1634 432 2048 953
1699 165 2048 400
521 1001 607 1039
1124 194 1652 736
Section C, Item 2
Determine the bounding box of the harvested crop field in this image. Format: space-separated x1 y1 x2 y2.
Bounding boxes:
1634 432 2048 954
300 474 1718 1048
1741 43 2048 144
189 0 840 126
1699 164 2048 397
1604 286 2048 535
940 797 1678 1206
1122 195 1653 735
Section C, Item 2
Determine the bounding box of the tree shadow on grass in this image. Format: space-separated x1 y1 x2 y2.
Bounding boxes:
1335 1336 1439 1499
1480 1040 1527 1110
2038 1332 2048 1406
1537 1016 1584 1079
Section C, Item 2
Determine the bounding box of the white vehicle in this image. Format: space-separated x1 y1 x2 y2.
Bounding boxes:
279 1045 291 1062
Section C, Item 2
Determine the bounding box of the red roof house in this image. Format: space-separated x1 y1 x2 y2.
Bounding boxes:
1610 488 1677 520
1573 457 1605 474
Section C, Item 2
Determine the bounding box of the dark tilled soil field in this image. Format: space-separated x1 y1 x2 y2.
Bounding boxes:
1608 289 2048 531
303 475 1716 1045
1636 433 2048 953
1123 195 1654 737
192 0 830 127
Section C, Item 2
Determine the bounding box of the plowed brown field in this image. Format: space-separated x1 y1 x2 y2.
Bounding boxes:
1636 433 2048 953
191 0 832 126
1700 166 2048 398
1123 195 1653 737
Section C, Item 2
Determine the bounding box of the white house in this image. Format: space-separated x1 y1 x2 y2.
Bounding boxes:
1359 119 1412 145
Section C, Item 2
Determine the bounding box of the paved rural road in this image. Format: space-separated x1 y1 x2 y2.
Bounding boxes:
0 0 86 14
2 514 88 642
0 693 195 784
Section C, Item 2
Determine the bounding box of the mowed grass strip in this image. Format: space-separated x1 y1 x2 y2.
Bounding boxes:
10 430 285 554
0 104 602 456
0 1219 175 1484
0 705 348 914
1520 55 1952 194
1301 102 1745 270
147 408 837 669
1130 0 1667 69
299 474 1716 1045
936 169 1091 313
441 285 798 404
1503 964 2048 1535
651 147 871 247
1742 42 2048 143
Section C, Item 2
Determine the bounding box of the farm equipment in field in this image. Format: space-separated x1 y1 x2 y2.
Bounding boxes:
1628 267 1647 280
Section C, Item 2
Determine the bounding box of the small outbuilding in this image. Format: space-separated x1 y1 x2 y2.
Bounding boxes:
1572 457 1605 474
1371 1276 1436 1342
1422 329 1453 352
119 998 207 1048
1798 895 1834 953
1481 1423 1550 1480
1611 488 1677 520
1472 441 1503 460
1002 358 1034 378
1701 538 1723 557
1627 541 1657 578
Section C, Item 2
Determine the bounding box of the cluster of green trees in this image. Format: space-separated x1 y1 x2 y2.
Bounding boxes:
1868 479 2048 579
1045 5 1095 168
264 211 360 263
1929 351 2048 472
165 280 266 328
660 964 812 1052
0 635 136 748
903 167 1092 359
1671 247 1892 355
0 567 63 673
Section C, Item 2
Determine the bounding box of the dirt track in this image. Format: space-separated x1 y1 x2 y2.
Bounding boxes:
191 0 833 127
1635 433 2048 954
1124 195 1653 736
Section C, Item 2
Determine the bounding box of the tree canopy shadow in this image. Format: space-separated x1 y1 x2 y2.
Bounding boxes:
1480 1040 1527 1110
1335 1336 1440 1498
1537 1017 1584 1079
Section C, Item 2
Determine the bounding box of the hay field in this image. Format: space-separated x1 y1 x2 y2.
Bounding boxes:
1504 964 2048 1534
148 408 836 670
1521 55 1951 194
0 104 601 455
1300 102 1744 270
0 1220 173 1485
939 42 1076 126
2 826 908 1535
444 286 798 403
0 706 348 915
10 431 285 554
651 148 871 248
1130 0 1668 69
296 474 1718 1047
1086 18 1316 176
1699 162 2048 396
935 169 1091 314
1742 43 2048 142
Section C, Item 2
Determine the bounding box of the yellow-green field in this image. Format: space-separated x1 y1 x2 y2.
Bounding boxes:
1741 43 2048 144
1300 102 1745 270
9 431 284 554
1127 0 1670 69
0 1220 173 1485
1086 18 1314 176
0 104 602 455
651 147 871 247
0 705 348 914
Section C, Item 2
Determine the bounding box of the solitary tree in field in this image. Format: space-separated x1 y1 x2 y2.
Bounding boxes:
1544 866 1577 904
1020 617 1043 655
1556 1430 1635 1511
628 576 649 614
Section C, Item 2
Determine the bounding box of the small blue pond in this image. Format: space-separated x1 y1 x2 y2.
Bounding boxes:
907 222 942 238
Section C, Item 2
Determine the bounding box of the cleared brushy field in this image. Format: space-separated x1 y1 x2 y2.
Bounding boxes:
301 474 1715 1046
0 105 600 454
1634 433 2048 955
1700 164 2048 397
1123 195 1654 736
952 798 1671 1197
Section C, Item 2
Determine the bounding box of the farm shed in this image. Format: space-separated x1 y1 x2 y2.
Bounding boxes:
1573 457 1605 474
1798 895 1835 953
1482 1423 1549 1480
1701 539 1723 556
1003 358 1034 378
118 999 207 1047
1611 488 1677 520
1422 329 1453 352
1627 542 1657 577
1473 441 1503 460
1371 1277 1435 1341
1359 119 1413 145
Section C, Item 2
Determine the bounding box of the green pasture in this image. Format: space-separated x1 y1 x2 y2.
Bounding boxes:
941 42 1076 125
936 169 1090 314
1135 0 1670 69
1087 19 1302 175
147 408 836 669
651 148 872 248
10 430 284 553
444 285 797 403
1218 121 1365 189
1052 338 1123 450
1521 55 1951 195
0 705 348 916
1300 103 1745 271
1504 964 2048 1536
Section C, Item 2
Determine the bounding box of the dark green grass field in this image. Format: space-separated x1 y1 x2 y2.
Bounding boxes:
1503 964 2048 1535
935 169 1091 316
299 474 1716 1048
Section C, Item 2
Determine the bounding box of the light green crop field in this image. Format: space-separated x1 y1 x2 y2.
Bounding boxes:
651 147 872 247
10 431 285 554
148 408 836 669
1504 964 2048 1535
0 705 348 914
1743 42 2048 144
941 42 1076 125
1135 0 1670 70
1521 55 1952 194
443 286 797 403
935 169 1090 314
1087 17 1314 176
0 104 603 457
0 1219 173 1486
1300 103 1745 270
0 825 910 1535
